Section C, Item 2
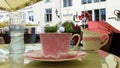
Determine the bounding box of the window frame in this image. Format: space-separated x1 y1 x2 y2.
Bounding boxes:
88 0 92 3
94 0 100 3
100 0 106 2
82 0 87 4
45 8 52 22
45 0 51 2
63 0 72 7
94 8 106 21
28 11 34 21
82 0 92 4
100 8 106 21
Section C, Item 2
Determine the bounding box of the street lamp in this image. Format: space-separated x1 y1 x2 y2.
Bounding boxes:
114 9 120 21
55 9 60 18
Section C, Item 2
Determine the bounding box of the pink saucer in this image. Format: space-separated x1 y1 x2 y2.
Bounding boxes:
24 50 86 62
98 50 109 57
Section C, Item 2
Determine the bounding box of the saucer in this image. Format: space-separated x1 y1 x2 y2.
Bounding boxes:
24 50 86 62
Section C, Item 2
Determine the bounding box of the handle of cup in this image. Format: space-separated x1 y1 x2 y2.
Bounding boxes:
101 34 109 47
70 34 81 51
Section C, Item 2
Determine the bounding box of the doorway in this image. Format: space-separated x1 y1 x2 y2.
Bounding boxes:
94 9 99 21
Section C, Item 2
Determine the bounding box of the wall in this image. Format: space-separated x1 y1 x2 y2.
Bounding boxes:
36 0 60 26
0 11 9 22
106 0 120 30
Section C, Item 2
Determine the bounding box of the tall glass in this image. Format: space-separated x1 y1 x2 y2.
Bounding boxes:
9 12 25 68
9 12 25 54
9 53 24 68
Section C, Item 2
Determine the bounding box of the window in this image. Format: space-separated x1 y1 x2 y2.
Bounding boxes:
82 0 87 4
28 11 34 21
63 0 72 7
88 0 92 3
82 0 92 4
0 15 3 19
94 8 106 21
81 10 92 21
94 0 99 2
94 9 99 21
68 0 72 6
101 0 106 1
100 8 106 21
87 10 92 21
63 0 67 7
45 0 51 2
45 9 52 22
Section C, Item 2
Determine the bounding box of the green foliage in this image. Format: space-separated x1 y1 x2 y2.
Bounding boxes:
44 24 58 33
62 21 74 33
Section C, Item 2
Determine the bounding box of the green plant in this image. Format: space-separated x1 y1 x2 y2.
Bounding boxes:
44 24 58 33
62 21 81 34
44 22 62 33
62 21 74 33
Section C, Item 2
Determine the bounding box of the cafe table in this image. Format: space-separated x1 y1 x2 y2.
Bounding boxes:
0 43 119 68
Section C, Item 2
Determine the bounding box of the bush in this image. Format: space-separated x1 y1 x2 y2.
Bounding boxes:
44 24 58 33
62 21 74 33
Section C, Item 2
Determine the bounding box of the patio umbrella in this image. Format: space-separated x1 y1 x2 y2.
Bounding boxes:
0 0 42 11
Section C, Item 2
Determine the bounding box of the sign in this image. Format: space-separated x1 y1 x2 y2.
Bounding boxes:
63 13 73 17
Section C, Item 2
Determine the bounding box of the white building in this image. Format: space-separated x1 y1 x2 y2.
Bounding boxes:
60 0 120 30
20 0 61 33
31 0 120 31
0 0 120 33
0 11 9 22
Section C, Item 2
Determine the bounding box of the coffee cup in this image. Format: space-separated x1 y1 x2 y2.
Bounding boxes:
40 33 80 58
82 29 109 51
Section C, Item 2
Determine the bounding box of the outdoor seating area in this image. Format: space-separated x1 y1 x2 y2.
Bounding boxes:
0 0 120 68
0 20 120 68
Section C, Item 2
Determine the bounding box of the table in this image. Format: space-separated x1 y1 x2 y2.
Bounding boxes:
0 44 119 68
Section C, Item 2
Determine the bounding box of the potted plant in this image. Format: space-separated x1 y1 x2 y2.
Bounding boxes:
62 21 82 46
62 21 74 33
62 21 82 34
44 24 58 33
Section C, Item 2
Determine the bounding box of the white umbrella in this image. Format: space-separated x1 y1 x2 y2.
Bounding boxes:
0 0 42 11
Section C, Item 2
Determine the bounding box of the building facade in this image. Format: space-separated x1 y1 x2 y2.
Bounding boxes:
32 0 120 31
0 0 120 33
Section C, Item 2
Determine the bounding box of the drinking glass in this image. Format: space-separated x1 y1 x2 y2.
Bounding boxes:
9 12 25 54
9 12 26 68
9 53 24 68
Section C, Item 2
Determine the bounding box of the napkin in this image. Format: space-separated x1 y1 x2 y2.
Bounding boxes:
101 54 117 68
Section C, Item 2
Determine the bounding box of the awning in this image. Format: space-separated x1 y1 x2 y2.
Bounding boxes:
88 21 120 34
0 0 42 11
